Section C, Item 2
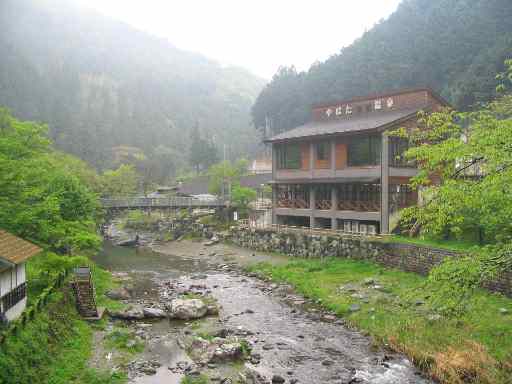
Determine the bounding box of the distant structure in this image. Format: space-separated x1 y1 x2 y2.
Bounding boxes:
248 156 272 174
265 88 450 234
0 230 41 322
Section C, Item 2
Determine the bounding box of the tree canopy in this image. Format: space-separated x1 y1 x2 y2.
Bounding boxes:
395 60 512 313
0 0 265 176
0 108 101 253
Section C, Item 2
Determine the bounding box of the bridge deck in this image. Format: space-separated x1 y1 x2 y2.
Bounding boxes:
101 197 226 209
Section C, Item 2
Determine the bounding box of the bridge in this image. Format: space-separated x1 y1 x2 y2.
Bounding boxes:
101 196 226 210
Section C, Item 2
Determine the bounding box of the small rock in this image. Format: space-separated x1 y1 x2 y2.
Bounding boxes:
499 308 509 315
272 375 285 383
362 278 375 286
348 304 361 313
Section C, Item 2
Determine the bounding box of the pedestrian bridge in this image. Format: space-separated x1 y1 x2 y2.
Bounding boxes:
101 197 226 210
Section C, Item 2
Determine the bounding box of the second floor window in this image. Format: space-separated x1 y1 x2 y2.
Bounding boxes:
348 135 381 166
276 144 301 169
316 141 330 161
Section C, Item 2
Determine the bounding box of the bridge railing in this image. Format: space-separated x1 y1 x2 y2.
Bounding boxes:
101 197 224 208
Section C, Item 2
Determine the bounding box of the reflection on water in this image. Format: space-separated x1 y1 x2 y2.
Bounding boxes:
92 241 209 279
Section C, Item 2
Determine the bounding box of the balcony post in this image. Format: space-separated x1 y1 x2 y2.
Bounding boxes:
331 185 338 229
272 185 277 225
381 133 390 234
309 185 315 228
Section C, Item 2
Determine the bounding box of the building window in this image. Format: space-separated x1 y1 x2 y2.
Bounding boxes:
389 137 413 167
316 141 330 161
276 144 301 169
348 135 381 166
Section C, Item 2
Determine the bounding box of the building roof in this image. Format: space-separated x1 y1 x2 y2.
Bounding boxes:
266 107 422 143
311 87 451 109
0 230 42 265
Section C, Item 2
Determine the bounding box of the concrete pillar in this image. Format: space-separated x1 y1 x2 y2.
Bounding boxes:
331 185 338 230
309 142 315 174
381 133 390 234
309 186 315 228
330 141 336 171
272 185 277 225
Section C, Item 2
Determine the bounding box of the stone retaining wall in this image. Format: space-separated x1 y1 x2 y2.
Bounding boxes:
227 227 512 297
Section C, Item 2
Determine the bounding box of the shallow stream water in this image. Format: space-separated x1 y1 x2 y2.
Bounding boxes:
92 240 431 384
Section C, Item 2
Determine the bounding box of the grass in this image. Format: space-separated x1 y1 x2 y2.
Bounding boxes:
0 287 126 384
181 375 209 384
1 253 128 384
248 258 512 384
104 327 144 354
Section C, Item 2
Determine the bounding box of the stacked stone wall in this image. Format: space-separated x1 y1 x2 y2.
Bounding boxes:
227 227 512 297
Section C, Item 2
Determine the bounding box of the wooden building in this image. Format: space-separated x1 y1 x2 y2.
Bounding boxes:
0 230 41 322
265 88 450 234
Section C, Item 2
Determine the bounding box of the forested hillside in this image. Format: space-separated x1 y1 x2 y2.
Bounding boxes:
0 0 265 176
252 0 512 135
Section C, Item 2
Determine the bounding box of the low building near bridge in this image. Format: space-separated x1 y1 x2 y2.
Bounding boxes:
0 230 41 322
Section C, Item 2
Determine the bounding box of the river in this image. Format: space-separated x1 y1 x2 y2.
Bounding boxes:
91 240 430 384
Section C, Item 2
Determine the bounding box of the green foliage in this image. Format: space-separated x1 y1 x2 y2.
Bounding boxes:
26 252 88 301
391 60 512 313
252 1 512 134
181 375 209 384
122 209 160 230
104 328 144 354
0 108 101 253
231 186 257 209
207 159 249 196
99 164 139 198
189 124 219 173
249 258 512 383
0 0 264 172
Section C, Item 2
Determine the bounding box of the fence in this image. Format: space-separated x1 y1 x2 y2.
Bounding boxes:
0 269 68 345
237 219 390 239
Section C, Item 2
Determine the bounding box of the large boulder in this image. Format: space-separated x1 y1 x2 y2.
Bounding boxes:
143 307 167 318
169 298 207 320
110 304 144 320
210 342 243 362
105 287 131 300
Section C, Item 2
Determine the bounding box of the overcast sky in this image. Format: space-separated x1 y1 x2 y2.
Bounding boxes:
76 0 402 79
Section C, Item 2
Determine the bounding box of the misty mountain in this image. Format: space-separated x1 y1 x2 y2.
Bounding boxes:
252 0 512 135
0 0 266 172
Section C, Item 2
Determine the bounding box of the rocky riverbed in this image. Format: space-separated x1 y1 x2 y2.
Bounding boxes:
91 229 431 384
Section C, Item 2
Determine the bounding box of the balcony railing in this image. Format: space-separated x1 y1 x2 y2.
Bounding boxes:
315 200 332 210
277 198 310 209
1 282 27 313
337 200 380 212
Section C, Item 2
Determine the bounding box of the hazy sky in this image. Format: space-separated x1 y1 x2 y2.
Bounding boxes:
76 0 402 79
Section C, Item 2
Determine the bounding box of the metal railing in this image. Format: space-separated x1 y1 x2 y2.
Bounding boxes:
237 219 389 239
101 197 225 209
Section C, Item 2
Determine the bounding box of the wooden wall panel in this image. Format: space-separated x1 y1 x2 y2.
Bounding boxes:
300 143 310 170
335 142 348 169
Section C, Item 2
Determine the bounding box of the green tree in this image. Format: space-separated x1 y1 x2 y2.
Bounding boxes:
0 108 101 253
189 124 219 173
231 185 257 209
99 164 139 198
394 60 512 313
207 159 249 197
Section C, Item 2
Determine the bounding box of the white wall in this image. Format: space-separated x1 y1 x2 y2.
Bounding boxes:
0 262 27 321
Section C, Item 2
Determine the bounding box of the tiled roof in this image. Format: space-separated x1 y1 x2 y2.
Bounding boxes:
266 107 422 143
0 230 42 265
